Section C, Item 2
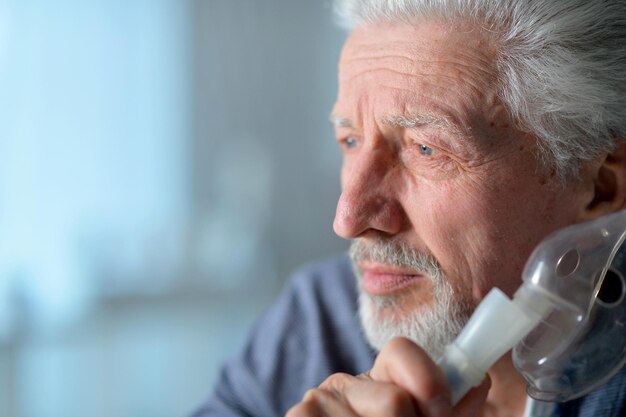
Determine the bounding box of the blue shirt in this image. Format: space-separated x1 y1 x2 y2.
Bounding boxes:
192 256 626 417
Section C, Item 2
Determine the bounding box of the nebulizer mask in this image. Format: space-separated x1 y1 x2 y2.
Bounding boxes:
437 210 626 405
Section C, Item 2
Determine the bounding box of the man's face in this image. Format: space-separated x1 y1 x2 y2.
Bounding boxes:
331 21 595 352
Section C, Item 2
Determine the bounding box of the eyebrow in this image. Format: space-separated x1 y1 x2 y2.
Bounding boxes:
329 114 354 129
382 114 463 136
330 113 464 136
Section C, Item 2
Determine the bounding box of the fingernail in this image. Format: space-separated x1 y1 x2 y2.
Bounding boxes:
427 396 452 417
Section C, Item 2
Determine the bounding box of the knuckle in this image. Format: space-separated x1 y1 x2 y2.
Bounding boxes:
285 400 319 417
289 389 333 417
302 388 324 403
319 372 353 391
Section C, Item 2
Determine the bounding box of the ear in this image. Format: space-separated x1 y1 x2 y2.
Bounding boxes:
581 140 626 220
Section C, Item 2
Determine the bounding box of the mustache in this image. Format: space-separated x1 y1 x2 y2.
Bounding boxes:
349 238 444 280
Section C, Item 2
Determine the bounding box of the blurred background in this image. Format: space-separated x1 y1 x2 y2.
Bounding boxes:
0 0 348 416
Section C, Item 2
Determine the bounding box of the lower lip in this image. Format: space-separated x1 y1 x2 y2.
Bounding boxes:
361 270 423 295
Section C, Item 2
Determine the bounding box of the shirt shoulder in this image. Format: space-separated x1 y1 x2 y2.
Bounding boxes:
552 364 626 417
192 255 375 417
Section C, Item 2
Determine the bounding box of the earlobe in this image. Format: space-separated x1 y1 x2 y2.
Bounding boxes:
582 140 626 220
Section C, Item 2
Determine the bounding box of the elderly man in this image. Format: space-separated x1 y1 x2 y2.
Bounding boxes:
193 0 626 416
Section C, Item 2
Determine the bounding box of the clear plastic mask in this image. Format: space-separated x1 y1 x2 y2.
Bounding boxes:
513 210 626 402
438 210 626 405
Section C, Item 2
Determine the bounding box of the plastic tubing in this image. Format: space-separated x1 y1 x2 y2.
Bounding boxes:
436 285 553 405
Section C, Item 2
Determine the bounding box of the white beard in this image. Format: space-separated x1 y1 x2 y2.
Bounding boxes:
350 239 472 359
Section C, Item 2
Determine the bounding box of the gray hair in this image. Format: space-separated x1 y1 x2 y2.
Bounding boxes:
334 0 626 179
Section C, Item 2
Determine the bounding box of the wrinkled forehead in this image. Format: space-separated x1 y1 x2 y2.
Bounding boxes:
339 20 498 85
335 20 505 132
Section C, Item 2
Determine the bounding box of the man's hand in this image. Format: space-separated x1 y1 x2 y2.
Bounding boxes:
286 337 491 417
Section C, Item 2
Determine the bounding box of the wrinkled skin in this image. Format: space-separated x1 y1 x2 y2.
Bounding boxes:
287 19 618 417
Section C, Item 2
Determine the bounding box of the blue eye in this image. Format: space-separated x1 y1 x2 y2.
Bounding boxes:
418 144 434 156
344 137 358 149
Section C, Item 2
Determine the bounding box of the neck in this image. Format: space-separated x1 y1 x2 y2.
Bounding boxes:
481 353 528 417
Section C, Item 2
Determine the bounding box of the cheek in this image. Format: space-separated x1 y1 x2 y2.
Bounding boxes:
430 188 507 296
414 176 572 302
404 183 496 299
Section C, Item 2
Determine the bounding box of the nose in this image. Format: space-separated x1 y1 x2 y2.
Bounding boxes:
333 150 406 239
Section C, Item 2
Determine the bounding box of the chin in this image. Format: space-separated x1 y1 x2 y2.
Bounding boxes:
357 285 472 359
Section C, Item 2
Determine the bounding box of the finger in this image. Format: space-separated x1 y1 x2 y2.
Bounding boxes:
345 379 421 417
286 387 359 417
357 370 372 380
285 397 325 417
370 337 453 417
319 372 360 390
453 375 491 417
321 372 420 417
